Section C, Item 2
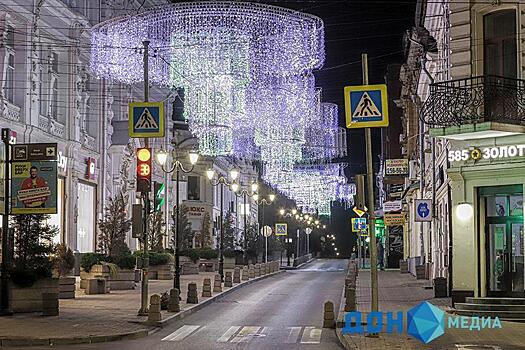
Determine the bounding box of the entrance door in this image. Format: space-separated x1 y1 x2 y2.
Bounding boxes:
483 186 524 297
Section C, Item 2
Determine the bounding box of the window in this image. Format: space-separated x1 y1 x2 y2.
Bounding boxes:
50 52 59 74
6 25 14 49
39 68 46 116
50 79 58 118
187 176 200 200
6 53 14 103
484 10 516 77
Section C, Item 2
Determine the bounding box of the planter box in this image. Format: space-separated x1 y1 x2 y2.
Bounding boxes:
399 260 409 274
415 265 427 280
149 264 173 280
434 277 448 298
181 262 199 275
58 276 76 299
223 257 236 270
199 259 217 272
80 265 135 291
9 278 59 313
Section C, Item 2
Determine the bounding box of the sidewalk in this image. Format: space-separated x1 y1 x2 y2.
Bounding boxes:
339 270 525 350
0 267 282 347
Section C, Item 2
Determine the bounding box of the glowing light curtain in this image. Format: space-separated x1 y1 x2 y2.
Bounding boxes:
90 1 325 156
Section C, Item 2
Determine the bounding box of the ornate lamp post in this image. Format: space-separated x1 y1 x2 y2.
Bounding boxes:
156 147 200 292
230 179 259 265
252 193 275 262
206 169 239 281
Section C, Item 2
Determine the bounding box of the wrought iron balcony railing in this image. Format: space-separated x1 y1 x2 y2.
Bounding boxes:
422 75 525 127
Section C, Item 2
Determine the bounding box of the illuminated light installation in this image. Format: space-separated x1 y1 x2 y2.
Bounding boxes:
170 30 250 156
251 74 316 171
90 1 325 156
271 164 352 216
302 101 339 163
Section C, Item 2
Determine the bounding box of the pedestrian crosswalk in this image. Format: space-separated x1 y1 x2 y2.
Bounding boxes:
161 325 323 344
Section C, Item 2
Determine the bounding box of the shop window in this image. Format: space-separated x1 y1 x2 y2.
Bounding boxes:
510 195 523 216
484 10 516 77
48 178 65 244
487 196 508 217
77 183 95 252
187 175 200 200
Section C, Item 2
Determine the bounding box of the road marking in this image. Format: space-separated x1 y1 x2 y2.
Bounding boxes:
161 325 201 342
217 326 241 343
230 326 261 343
300 326 322 344
285 327 302 343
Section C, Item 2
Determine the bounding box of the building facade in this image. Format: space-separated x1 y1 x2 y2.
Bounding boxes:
0 0 259 256
401 0 525 304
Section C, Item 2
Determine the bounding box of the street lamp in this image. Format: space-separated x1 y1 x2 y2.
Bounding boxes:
279 208 285 216
206 168 239 281
156 146 200 292
229 176 259 265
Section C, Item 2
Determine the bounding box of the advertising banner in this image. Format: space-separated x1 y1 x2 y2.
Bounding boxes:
384 213 405 226
385 159 409 176
11 160 57 214
383 200 402 213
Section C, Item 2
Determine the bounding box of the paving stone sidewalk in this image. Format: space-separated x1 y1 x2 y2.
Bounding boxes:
0 268 275 345
340 270 525 350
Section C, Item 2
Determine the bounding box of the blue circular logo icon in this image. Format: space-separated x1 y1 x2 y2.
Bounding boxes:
417 202 430 218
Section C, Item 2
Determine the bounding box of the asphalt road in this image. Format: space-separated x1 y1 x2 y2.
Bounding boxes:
31 259 347 350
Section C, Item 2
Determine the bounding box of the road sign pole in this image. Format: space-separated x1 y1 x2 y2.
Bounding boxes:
265 234 267 263
138 40 150 316
362 53 378 314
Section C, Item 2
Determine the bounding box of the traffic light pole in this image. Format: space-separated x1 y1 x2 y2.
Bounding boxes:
138 40 150 316
0 130 12 315
362 53 379 314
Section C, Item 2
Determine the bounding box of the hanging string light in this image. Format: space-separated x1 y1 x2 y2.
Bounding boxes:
90 1 325 156
302 101 339 163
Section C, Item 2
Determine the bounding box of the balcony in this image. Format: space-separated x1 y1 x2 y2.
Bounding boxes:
423 76 525 140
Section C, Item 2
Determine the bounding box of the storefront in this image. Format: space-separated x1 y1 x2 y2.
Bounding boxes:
77 181 96 252
448 135 525 302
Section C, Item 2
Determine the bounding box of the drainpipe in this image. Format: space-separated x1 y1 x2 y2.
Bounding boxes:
411 94 426 266
421 56 436 280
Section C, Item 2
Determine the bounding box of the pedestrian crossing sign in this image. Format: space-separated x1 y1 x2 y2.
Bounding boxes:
129 102 165 138
275 223 288 236
344 84 388 128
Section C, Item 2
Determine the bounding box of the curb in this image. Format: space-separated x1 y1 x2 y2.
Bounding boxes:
0 329 150 348
335 282 354 350
144 269 286 328
279 257 316 270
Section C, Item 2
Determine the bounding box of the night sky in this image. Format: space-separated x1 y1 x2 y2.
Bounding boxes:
257 0 417 255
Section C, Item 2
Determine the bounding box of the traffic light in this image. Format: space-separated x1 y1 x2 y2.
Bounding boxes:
154 181 165 211
136 148 152 193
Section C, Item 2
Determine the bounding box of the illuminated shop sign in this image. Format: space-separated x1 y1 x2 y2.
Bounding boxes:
448 144 525 162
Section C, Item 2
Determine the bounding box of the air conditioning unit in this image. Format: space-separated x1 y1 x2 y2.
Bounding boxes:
409 160 419 181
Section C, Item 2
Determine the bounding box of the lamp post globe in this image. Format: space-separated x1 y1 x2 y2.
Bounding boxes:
188 150 200 165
